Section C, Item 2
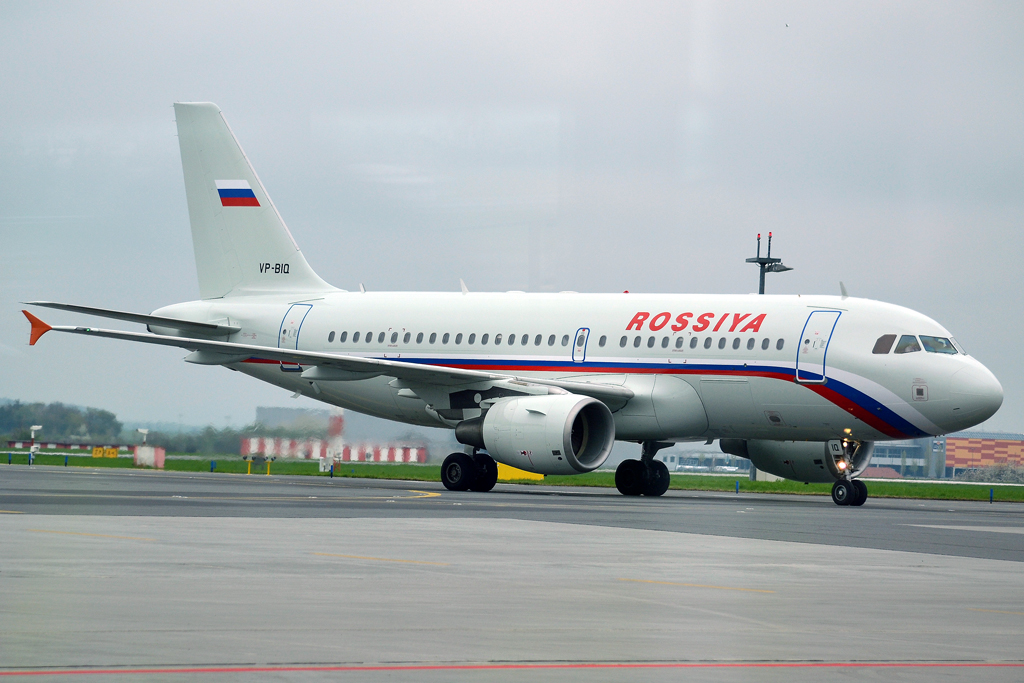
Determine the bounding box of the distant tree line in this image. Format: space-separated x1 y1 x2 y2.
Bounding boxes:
957 464 1024 484
0 401 122 441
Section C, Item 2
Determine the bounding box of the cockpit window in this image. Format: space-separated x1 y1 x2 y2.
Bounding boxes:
920 335 958 354
951 338 967 355
872 334 896 354
894 335 921 354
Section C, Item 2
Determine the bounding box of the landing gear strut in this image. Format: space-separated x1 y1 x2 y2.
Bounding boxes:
832 479 867 506
615 441 672 497
440 451 498 492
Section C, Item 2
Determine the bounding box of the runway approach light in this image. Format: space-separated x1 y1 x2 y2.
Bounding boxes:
746 232 793 294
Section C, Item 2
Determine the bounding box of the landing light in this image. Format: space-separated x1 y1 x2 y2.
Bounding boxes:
838 461 848 470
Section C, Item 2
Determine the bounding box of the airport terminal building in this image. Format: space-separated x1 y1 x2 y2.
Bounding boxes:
870 431 1024 479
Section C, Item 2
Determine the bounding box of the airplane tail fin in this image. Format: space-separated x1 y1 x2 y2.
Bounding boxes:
173 102 334 299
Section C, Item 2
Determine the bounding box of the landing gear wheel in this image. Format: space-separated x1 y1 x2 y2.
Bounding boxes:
615 459 647 496
831 479 854 506
441 452 477 491
643 460 671 497
470 453 498 492
850 479 868 506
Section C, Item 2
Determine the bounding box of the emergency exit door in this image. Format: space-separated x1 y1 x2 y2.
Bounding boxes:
278 303 312 372
795 310 841 383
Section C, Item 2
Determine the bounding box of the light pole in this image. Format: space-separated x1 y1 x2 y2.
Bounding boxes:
136 428 149 445
29 425 42 465
745 232 793 294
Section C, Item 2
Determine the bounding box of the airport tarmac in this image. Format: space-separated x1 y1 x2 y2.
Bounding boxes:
2 466 1023 682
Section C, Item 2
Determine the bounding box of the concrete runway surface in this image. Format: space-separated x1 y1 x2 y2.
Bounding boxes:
2 466 1023 682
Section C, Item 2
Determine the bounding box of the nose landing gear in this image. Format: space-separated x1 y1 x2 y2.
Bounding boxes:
832 478 867 506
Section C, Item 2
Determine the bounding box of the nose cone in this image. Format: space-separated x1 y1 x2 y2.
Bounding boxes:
943 364 1003 432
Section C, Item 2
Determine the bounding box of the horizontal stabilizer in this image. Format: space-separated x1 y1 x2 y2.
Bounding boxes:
24 302 240 335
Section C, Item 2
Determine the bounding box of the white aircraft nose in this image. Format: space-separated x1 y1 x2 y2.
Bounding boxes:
944 364 1003 431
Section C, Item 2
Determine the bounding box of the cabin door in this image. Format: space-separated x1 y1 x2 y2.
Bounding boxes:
795 310 841 383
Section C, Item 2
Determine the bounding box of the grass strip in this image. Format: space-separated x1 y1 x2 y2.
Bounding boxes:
5 454 1023 502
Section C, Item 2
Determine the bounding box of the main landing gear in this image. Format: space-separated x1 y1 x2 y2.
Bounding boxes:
615 441 672 497
831 479 867 506
440 451 499 492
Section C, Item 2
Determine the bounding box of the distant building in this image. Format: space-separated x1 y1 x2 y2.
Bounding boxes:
871 432 1024 478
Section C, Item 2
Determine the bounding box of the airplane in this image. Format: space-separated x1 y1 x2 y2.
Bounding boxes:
21 102 1003 506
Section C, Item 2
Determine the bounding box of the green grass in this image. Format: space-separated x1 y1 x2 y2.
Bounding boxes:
6 453 1024 502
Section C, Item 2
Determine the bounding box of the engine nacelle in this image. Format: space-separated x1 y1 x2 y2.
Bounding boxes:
456 394 615 475
720 439 875 483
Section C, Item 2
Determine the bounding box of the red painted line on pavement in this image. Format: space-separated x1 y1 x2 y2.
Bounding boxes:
2 661 1023 677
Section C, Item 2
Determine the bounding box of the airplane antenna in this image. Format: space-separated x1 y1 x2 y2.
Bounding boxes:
745 232 793 294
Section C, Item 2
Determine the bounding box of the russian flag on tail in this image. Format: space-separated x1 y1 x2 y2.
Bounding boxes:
215 180 260 207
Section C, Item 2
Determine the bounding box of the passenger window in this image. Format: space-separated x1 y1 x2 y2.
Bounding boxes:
599 335 607 347
761 338 768 350
508 334 516 345
703 337 712 349
442 333 450 344
548 335 556 346
403 332 411 344
561 335 570 346
340 331 348 343
455 333 463 344
429 332 437 344
366 332 373 344
415 332 423 344
872 334 897 354
718 337 726 350
920 336 957 354
535 335 542 346
495 334 503 345
690 337 698 349
522 334 529 346
620 336 628 348
894 335 921 354
378 332 386 343
481 333 489 345
390 332 398 343
468 333 476 344
776 339 784 350
661 337 669 349
732 338 740 350
353 331 361 343
675 337 684 349
577 333 586 348
647 336 655 348
746 338 754 350
633 336 641 348
328 331 335 342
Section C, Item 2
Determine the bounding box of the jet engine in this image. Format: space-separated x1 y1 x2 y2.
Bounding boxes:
455 394 615 475
720 439 875 483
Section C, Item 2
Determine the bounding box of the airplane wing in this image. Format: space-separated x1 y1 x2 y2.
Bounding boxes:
22 311 633 405
23 301 241 335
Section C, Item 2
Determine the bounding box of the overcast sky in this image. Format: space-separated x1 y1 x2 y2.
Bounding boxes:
1 1 1021 434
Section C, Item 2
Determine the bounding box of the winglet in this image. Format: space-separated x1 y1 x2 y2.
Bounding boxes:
22 310 53 345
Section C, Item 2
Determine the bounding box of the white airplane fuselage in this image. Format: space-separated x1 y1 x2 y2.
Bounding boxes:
154 290 1001 444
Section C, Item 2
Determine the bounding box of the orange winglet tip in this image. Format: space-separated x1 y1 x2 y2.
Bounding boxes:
22 310 53 346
